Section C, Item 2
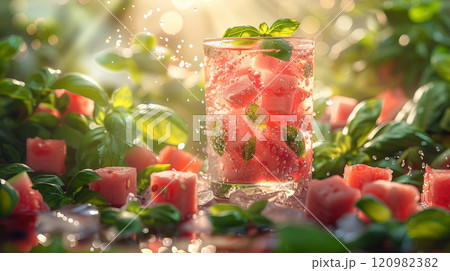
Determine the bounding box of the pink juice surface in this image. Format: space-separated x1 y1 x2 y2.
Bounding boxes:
203 37 314 188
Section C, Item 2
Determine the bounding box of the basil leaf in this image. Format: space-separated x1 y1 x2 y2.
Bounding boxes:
28 112 60 128
64 113 88 133
210 203 247 216
101 207 121 224
137 163 170 194
66 169 102 195
363 122 435 158
25 68 58 92
32 182 64 208
51 73 109 106
14 122 50 140
356 195 392 223
259 22 269 35
248 199 268 215
210 120 225 156
76 127 106 169
112 85 133 109
0 143 21 163
267 18 300 37
96 50 130 71
0 179 19 218
0 35 23 61
344 98 382 149
223 25 260 37
0 163 33 179
0 80 33 114
97 133 130 167
283 126 306 158
139 204 181 227
243 136 256 164
440 108 450 132
115 210 142 236
406 208 450 240
93 104 105 125
132 104 188 153
276 225 346 253
245 104 260 122
73 189 109 208
408 0 442 23
209 211 248 231
53 126 83 149
31 174 64 186
410 81 450 133
393 170 424 187
260 38 293 62
55 92 70 111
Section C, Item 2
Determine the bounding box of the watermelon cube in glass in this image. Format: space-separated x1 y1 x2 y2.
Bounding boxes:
159 145 203 173
149 170 198 218
306 175 361 224
124 146 159 173
362 180 421 221
26 137 66 175
8 172 49 214
343 164 392 190
422 165 450 209
90 167 137 207
203 37 314 199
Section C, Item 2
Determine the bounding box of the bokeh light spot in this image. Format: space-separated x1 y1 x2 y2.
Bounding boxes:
172 0 194 10
300 16 321 34
160 11 183 35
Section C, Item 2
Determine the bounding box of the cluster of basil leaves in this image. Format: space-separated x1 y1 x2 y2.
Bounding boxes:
221 18 300 62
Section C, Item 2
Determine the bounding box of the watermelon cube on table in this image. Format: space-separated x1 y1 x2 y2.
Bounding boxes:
149 170 198 218
55 89 95 117
8 172 49 214
328 96 358 130
26 137 66 175
306 175 361 224
343 164 392 190
159 145 203 173
362 180 421 221
124 146 159 173
90 167 137 207
422 165 450 209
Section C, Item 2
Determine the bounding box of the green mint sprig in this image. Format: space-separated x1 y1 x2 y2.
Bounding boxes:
222 18 300 61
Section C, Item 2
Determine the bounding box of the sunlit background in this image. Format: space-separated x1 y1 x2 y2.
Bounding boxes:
1 0 449 156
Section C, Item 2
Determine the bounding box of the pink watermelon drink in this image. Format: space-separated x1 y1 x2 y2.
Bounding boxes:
203 37 314 198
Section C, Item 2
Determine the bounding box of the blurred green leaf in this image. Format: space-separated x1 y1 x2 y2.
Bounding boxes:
431 45 450 81
132 33 156 51
63 113 89 133
73 189 109 208
138 204 181 227
51 73 109 106
356 195 392 223
276 225 346 253
28 112 60 128
408 0 441 23
0 178 19 218
95 50 130 71
76 127 106 169
0 143 21 163
114 210 142 236
314 96 329 118
0 80 33 114
112 85 133 109
31 174 64 186
25 68 58 93
52 125 83 149
248 199 268 215
406 208 450 249
0 35 23 61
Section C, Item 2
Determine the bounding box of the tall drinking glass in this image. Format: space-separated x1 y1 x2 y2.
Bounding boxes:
203 37 314 198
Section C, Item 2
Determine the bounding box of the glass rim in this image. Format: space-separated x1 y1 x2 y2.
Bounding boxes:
203 36 314 43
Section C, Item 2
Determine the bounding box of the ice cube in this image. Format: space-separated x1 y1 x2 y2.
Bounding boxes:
36 205 100 240
197 190 214 206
